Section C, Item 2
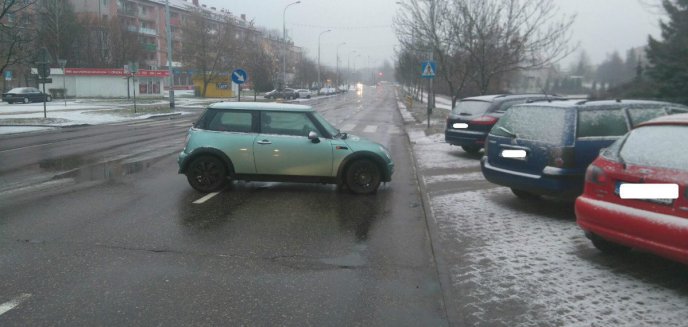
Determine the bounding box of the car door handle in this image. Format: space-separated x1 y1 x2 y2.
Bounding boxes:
257 140 272 145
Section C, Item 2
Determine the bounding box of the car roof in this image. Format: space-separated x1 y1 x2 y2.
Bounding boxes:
460 93 565 103
636 112 688 127
208 102 313 112
514 99 686 109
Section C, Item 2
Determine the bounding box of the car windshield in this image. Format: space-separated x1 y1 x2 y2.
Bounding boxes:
490 106 572 145
312 112 339 137
619 125 688 171
451 100 492 116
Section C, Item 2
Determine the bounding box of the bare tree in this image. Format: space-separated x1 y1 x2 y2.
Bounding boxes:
182 9 242 96
35 0 80 62
1 0 36 76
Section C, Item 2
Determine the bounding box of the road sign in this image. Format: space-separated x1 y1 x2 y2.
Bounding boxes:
232 68 248 84
38 78 53 83
421 60 436 79
37 64 51 78
4 71 11 81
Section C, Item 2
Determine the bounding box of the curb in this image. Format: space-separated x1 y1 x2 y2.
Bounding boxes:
394 88 455 326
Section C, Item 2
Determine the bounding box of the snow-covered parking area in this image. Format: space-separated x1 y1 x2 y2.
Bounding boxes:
409 130 688 326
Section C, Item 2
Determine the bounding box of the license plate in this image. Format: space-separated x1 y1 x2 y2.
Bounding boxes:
616 182 677 205
501 149 527 160
453 123 468 129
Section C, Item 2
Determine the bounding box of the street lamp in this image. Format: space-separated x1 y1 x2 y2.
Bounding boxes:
317 29 331 93
336 42 346 89
165 0 175 108
347 50 358 91
283 1 301 88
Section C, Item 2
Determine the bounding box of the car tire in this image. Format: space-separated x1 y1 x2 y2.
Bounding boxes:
306 95 311 99
46 95 52 102
590 233 631 255
23 97 29 104
345 159 381 194
7 101 12 104
510 188 540 200
186 155 228 193
461 145 481 154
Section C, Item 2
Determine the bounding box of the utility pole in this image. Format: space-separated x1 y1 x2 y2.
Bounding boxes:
317 29 331 94
283 1 301 89
165 0 175 108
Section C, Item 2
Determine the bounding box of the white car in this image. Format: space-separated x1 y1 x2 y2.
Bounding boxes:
319 87 336 95
295 89 312 99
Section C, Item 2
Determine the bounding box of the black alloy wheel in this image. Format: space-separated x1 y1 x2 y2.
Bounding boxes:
186 155 228 192
345 159 381 194
23 97 29 104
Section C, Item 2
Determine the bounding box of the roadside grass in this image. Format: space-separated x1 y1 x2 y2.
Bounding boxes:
400 90 449 135
0 117 73 125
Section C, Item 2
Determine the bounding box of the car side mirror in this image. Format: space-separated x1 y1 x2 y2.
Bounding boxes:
308 131 320 143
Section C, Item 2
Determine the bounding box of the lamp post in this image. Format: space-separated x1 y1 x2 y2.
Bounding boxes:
347 50 357 91
283 1 301 89
57 59 67 106
317 29 331 94
165 0 175 108
336 42 346 89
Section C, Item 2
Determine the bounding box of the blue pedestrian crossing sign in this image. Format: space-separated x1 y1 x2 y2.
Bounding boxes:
232 68 248 84
421 60 436 78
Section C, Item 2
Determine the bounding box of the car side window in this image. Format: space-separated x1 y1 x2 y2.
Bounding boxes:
261 111 319 137
627 107 667 126
207 111 254 133
495 99 525 113
577 109 629 138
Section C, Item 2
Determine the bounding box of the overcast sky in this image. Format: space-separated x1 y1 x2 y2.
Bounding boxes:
200 0 663 69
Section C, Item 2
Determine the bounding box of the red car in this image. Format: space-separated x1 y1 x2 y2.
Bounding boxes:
576 113 688 264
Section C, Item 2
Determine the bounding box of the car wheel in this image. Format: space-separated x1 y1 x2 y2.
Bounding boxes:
590 233 631 255
7 101 12 104
23 97 29 104
307 95 311 99
510 188 540 200
345 159 381 194
461 145 481 154
186 155 228 192
46 95 52 102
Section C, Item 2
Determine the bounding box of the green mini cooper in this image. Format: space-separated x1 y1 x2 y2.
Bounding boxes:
178 102 394 194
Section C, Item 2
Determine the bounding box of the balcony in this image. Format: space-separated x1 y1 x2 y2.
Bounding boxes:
143 44 157 52
139 27 157 36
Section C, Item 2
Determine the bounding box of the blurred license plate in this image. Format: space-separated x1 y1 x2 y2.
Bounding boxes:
501 149 527 160
615 182 677 205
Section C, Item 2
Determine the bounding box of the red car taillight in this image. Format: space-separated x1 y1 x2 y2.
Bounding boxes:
585 165 608 184
549 147 574 168
470 115 498 125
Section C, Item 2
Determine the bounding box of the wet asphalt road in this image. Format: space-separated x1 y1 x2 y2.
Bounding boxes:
0 86 447 326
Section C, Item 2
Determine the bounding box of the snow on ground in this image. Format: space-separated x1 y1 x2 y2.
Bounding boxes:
409 130 480 170
431 187 688 326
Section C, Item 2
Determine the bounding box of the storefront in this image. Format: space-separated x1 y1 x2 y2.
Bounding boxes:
43 68 170 98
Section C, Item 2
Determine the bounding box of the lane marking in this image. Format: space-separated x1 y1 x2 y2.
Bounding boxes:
0 294 31 316
363 125 378 133
193 191 220 204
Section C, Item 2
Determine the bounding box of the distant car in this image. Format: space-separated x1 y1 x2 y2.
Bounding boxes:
445 94 566 154
319 87 336 95
295 89 312 99
480 99 688 200
178 102 394 194
2 87 52 104
264 88 297 100
576 113 688 264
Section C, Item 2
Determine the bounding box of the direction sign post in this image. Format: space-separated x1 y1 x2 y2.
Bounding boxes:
232 68 248 102
36 47 53 118
421 60 437 128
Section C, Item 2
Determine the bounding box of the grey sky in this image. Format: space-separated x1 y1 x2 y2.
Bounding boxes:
201 0 662 69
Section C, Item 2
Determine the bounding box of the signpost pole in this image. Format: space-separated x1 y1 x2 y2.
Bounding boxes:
58 59 67 106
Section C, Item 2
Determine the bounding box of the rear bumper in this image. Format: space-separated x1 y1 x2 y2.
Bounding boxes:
480 157 583 198
444 129 487 147
576 196 688 264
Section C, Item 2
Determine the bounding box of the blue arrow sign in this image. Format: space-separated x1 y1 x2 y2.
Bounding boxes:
232 68 248 84
421 60 436 79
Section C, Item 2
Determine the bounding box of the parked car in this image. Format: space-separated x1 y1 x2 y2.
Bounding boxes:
319 87 336 95
295 89 312 99
480 99 688 200
264 88 298 100
445 94 566 154
2 87 52 104
576 113 688 264
178 102 394 194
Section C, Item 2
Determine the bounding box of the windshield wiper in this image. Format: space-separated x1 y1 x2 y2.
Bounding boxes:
498 126 518 138
334 130 348 139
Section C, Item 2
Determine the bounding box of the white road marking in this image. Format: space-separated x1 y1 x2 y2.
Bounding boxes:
193 191 220 204
363 125 378 133
341 123 356 131
0 294 31 316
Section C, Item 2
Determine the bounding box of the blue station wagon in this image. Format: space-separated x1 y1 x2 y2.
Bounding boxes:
178 102 394 194
480 99 688 199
